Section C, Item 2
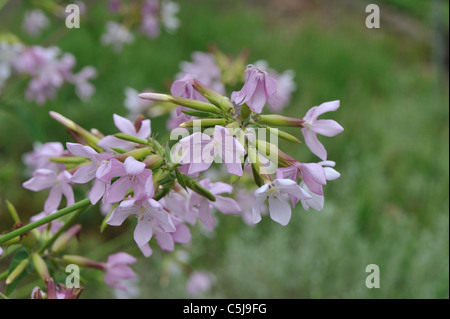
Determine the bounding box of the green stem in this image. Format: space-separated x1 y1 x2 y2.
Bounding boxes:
0 199 91 246
36 206 88 254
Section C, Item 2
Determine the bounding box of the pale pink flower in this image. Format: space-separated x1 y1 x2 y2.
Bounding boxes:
104 252 137 291
98 114 151 152
22 142 66 173
23 169 74 213
106 194 176 256
231 64 277 113
22 9 49 36
186 271 215 297
252 179 311 226
176 126 246 176
189 179 241 231
301 100 344 160
102 157 153 204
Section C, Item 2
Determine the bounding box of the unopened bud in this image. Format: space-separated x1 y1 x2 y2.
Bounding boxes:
180 118 226 128
192 79 233 110
62 255 105 270
113 133 149 145
139 93 220 114
258 114 304 127
6 259 29 285
32 253 50 282
51 225 82 254
114 147 152 162
143 154 164 169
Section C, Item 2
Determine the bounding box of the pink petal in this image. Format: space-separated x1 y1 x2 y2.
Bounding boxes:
314 100 340 117
104 176 132 203
44 187 62 213
312 119 344 137
89 179 106 204
268 196 291 226
251 194 267 224
113 114 137 136
212 196 241 215
66 142 97 159
155 230 174 252
107 252 137 266
302 128 327 161
97 136 133 152
133 219 153 247
136 119 151 139
247 81 267 113
124 157 145 176
198 200 214 231
71 163 97 183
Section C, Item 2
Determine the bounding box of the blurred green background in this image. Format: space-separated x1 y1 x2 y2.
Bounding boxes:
0 0 448 298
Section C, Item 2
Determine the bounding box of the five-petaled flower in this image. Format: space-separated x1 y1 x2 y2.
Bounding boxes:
252 179 311 226
301 100 344 161
231 64 277 113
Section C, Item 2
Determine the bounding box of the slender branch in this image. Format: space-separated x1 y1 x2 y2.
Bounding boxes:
36 206 88 254
0 199 91 246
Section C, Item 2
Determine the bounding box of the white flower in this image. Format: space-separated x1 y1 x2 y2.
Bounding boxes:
252 179 311 226
101 21 134 52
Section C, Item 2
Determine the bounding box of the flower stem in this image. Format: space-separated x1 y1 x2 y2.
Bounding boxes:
0 199 91 246
36 206 88 254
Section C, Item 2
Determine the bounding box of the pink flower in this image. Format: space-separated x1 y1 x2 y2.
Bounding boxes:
254 60 296 111
66 142 124 204
23 169 74 213
154 216 192 253
186 271 215 297
277 162 327 197
103 157 153 204
106 194 176 256
159 189 197 225
124 87 154 119
176 126 246 176
68 66 97 101
0 247 3 257
98 114 151 152
171 73 207 121
22 142 66 172
231 65 277 113
252 179 311 226
22 9 49 37
300 161 340 211
178 52 225 95
66 143 113 184
104 252 137 291
189 179 241 231
301 100 344 160
141 0 160 38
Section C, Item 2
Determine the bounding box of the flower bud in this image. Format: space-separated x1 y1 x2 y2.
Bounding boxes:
6 259 29 285
113 133 149 145
192 79 233 110
179 118 226 128
139 93 220 114
6 200 20 224
49 111 103 152
32 253 51 283
266 127 301 143
143 154 164 170
62 255 105 270
51 225 82 254
258 114 304 127
114 147 152 162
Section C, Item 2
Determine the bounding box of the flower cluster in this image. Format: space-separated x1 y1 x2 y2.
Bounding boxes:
0 41 96 104
102 0 180 52
0 51 343 297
